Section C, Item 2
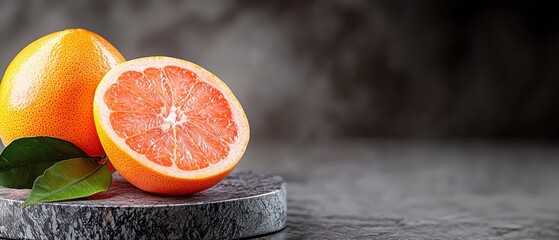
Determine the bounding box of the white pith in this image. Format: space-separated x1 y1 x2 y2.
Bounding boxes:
94 57 250 179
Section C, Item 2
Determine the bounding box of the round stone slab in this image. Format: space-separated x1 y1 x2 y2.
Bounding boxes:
0 172 286 240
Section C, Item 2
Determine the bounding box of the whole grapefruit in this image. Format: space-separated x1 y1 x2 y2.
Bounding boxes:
0 29 125 156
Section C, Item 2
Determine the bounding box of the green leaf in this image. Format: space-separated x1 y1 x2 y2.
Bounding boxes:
0 137 90 189
23 158 112 208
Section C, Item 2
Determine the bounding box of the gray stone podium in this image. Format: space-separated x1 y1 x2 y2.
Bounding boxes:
0 172 286 240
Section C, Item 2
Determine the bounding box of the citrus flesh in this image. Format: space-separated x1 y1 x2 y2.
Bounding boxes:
94 57 250 195
0 29 125 156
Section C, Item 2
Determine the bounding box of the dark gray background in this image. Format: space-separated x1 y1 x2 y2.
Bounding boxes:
2 0 559 142
2 1 559 239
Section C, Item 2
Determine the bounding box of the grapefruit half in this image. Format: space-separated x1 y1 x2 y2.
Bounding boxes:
93 56 250 195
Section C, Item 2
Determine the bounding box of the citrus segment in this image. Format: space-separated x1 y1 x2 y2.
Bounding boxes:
94 56 250 195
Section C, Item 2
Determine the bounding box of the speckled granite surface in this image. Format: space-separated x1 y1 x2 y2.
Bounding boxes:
0 172 286 240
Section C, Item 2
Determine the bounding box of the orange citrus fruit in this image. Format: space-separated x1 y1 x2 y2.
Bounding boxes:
0 29 125 156
93 56 250 195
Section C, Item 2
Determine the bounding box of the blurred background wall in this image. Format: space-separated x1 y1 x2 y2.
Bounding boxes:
1 0 559 142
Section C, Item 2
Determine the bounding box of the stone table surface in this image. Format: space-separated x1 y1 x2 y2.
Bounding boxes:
2 141 559 239
0 172 286 240
234 141 559 239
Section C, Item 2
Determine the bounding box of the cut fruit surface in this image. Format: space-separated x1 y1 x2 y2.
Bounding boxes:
105 66 238 171
94 57 249 195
